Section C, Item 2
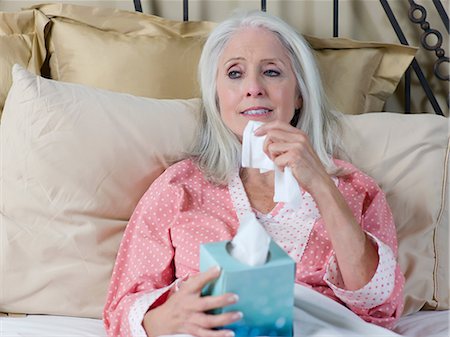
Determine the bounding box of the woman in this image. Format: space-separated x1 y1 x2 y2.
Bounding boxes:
103 10 404 337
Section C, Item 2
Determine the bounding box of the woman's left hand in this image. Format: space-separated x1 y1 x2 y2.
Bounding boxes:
255 120 380 291
254 120 332 195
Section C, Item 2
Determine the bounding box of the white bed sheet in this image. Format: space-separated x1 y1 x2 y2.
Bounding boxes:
0 315 107 337
1 285 448 337
393 310 449 337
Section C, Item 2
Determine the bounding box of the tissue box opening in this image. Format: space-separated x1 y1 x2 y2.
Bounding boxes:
200 240 295 337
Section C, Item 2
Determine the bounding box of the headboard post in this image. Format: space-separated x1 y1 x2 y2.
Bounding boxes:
133 0 142 13
333 0 339 37
183 0 189 21
261 0 267 12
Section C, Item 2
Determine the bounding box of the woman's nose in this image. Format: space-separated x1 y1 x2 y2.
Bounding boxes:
245 75 265 97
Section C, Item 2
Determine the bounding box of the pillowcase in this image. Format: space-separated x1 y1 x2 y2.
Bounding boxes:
0 10 49 117
0 64 201 318
341 113 449 314
33 4 415 114
305 36 417 115
34 3 215 99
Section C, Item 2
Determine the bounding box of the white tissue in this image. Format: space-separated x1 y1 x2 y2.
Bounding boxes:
274 167 302 204
241 121 303 207
242 121 273 172
229 212 271 266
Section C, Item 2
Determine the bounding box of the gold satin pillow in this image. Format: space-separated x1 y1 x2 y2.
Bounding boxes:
305 35 417 115
35 4 415 113
35 3 215 99
0 10 48 116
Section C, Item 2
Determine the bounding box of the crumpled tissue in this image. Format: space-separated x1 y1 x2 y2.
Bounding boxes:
241 120 303 207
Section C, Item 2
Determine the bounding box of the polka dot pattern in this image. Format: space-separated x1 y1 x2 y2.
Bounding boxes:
103 159 405 336
229 169 320 263
129 283 174 336
324 232 397 309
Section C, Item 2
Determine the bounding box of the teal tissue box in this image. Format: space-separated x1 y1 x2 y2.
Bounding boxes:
200 240 295 337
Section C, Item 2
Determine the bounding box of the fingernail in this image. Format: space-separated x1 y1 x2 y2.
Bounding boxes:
233 311 244 320
210 265 221 273
228 294 239 303
224 331 235 337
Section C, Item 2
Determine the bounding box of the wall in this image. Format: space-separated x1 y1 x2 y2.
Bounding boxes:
1 0 448 115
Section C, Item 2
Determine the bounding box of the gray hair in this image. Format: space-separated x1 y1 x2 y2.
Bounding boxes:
190 10 343 185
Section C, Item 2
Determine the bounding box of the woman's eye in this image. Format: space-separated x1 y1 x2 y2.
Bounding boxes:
227 70 241 79
264 69 280 77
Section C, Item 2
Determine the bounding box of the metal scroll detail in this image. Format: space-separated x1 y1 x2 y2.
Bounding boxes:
408 0 449 82
380 0 447 115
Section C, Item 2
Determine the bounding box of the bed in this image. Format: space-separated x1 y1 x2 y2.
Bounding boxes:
0 1 448 336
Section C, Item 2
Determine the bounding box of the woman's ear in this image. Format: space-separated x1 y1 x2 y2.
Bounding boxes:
290 95 302 127
295 95 303 110
290 108 301 127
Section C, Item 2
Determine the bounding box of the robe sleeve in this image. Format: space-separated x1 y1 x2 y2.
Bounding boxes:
103 169 185 337
323 175 405 329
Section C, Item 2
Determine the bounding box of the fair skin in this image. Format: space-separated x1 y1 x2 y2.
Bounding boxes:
144 26 379 337
143 267 241 337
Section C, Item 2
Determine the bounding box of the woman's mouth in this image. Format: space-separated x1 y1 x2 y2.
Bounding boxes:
241 108 272 116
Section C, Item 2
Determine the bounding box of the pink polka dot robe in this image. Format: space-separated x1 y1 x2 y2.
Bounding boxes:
103 158 404 336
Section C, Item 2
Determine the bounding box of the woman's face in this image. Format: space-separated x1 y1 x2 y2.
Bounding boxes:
216 27 302 140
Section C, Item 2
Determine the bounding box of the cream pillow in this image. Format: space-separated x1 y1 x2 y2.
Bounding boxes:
0 10 48 116
341 113 449 314
34 4 415 114
2 66 446 319
0 64 201 318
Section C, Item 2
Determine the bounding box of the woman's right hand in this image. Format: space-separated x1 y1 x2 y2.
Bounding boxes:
143 267 242 337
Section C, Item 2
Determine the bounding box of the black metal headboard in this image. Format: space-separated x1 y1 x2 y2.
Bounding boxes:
379 0 448 115
133 0 449 116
